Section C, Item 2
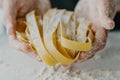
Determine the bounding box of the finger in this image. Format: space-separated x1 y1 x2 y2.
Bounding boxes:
17 3 32 17
9 36 42 61
9 37 32 52
3 0 17 37
25 52 42 62
3 1 32 52
78 25 108 61
34 0 51 16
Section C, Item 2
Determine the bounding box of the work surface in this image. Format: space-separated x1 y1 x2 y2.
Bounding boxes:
0 32 120 80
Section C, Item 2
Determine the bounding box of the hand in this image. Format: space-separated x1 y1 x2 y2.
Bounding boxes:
75 0 116 61
2 0 50 60
3 0 50 51
75 0 117 30
78 25 108 62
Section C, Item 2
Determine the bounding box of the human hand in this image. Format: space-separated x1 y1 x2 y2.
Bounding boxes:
74 0 116 61
75 0 117 30
78 25 108 62
2 0 50 60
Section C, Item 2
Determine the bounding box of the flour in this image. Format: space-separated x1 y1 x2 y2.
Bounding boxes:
33 32 120 80
0 29 120 80
0 8 4 36
0 54 3 64
35 65 120 80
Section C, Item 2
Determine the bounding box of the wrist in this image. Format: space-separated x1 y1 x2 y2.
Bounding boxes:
114 0 120 11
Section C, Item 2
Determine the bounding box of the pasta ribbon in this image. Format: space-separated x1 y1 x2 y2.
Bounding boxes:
16 9 94 66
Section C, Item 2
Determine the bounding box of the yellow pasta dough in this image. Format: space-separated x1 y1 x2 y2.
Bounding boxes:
16 9 94 66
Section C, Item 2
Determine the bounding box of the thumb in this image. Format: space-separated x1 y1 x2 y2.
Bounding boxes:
4 14 17 38
100 17 115 30
3 9 32 52
3 1 32 52
3 1 17 38
97 0 116 30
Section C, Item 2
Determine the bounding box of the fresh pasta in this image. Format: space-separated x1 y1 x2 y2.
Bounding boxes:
16 9 94 66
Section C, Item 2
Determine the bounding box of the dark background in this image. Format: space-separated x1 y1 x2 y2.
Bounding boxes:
51 0 78 11
51 0 120 31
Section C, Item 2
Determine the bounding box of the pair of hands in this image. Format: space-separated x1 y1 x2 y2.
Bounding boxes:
2 0 118 62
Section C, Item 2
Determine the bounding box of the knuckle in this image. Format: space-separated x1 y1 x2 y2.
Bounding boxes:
7 28 14 36
96 39 106 50
22 45 31 52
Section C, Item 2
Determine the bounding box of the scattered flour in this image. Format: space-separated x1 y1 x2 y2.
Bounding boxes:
35 64 120 80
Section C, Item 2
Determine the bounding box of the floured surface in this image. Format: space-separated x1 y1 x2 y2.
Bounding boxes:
0 32 120 80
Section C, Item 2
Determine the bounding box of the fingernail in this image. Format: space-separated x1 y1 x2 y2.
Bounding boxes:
62 64 68 67
109 20 115 29
23 44 32 52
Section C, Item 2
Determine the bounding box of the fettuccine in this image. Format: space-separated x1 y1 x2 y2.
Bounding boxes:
16 9 94 66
